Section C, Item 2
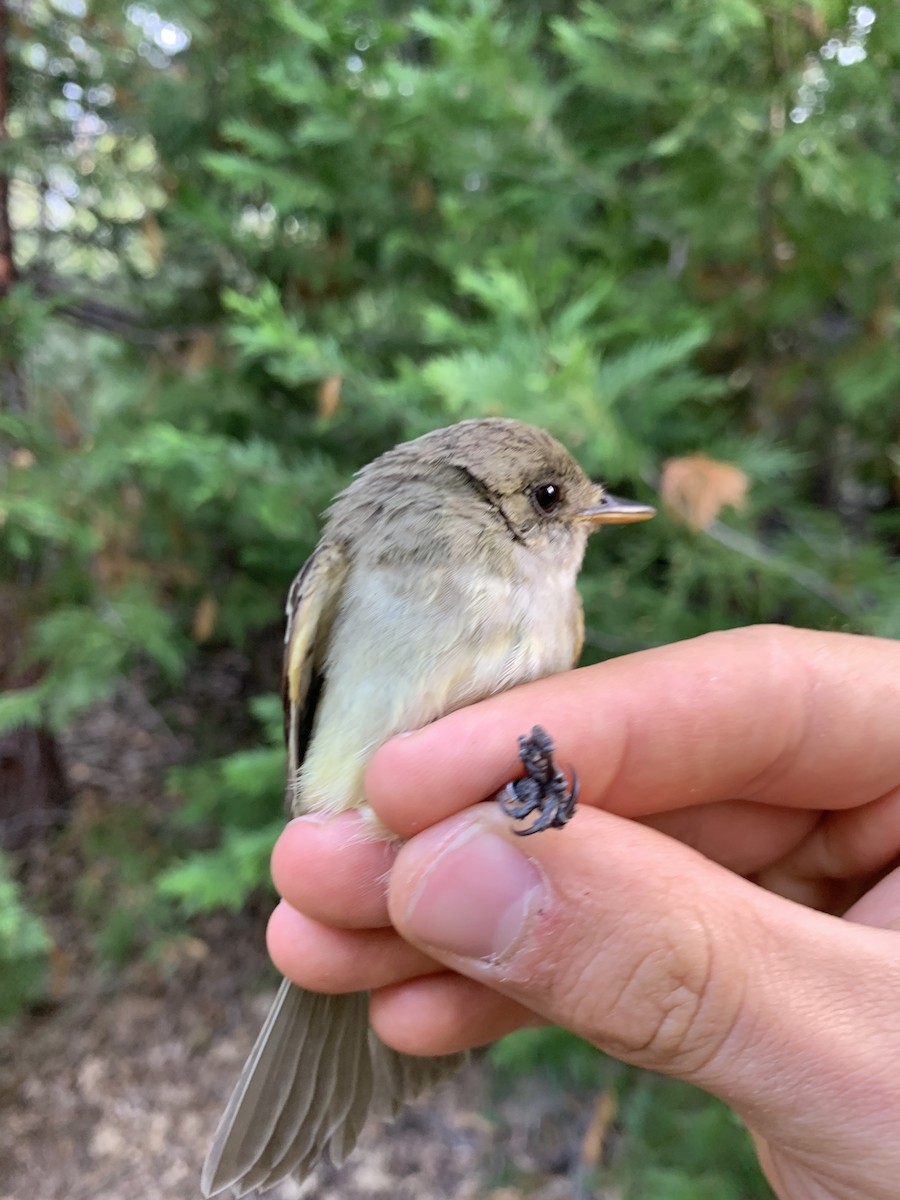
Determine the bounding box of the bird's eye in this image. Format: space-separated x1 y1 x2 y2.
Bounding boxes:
530 482 563 515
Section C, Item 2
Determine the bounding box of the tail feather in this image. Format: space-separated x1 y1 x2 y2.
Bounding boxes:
259 990 373 1186
201 979 307 1195
370 1032 460 1119
202 981 463 1197
228 989 368 1193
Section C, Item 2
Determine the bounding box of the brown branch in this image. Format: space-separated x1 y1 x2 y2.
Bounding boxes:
0 0 11 297
26 269 215 345
0 0 28 413
27 272 174 342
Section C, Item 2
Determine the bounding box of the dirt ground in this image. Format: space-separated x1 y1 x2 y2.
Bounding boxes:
0 679 607 1200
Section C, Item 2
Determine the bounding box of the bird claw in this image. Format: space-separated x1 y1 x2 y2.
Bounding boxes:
498 725 578 836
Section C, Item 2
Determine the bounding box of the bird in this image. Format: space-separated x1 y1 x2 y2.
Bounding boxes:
201 417 654 1196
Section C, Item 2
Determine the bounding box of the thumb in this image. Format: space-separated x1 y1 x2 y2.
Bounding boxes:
387 804 900 1170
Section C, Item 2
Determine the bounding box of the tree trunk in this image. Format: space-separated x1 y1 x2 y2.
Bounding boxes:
0 18 69 843
0 0 26 412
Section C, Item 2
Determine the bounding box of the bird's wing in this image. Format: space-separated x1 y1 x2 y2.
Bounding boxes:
282 539 348 815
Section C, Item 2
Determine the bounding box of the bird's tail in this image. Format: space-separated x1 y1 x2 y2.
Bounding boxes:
201 979 463 1196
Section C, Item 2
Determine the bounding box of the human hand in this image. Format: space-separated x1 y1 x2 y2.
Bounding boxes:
268 625 900 1200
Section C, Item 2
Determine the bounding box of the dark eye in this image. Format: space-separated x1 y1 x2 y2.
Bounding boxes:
530 482 563 515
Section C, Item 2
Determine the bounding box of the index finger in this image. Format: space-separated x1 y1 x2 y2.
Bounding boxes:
365 626 900 838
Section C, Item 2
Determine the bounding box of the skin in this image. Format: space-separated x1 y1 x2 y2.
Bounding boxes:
267 625 900 1200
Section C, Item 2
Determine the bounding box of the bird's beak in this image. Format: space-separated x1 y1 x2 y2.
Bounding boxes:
574 490 656 526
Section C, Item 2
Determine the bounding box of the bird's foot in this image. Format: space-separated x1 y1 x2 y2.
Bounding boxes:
498 725 578 837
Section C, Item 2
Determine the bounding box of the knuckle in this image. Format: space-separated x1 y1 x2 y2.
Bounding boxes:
621 914 740 1077
561 908 741 1079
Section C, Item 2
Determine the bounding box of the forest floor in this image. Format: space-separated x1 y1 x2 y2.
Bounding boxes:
0 672 613 1200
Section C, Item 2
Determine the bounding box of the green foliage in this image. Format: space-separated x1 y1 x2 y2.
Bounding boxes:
5 0 900 741
492 1029 773 1198
156 821 282 914
615 1075 772 1200
156 695 285 912
71 801 183 970
2 0 900 1181
0 851 51 1021
0 590 184 734
492 1023 607 1088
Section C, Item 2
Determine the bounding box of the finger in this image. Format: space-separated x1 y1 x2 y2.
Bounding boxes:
266 901 441 993
754 787 900 911
845 864 900 931
644 799 817 875
270 812 397 929
387 801 900 1178
370 972 541 1057
366 626 900 838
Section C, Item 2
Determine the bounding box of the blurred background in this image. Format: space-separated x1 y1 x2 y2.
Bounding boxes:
1 1 898 1197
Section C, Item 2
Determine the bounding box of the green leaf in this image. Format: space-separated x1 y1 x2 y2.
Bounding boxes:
156 823 281 913
0 851 51 1022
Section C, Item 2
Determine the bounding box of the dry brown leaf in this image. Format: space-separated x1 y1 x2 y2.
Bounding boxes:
192 594 219 644
142 213 165 267
410 174 435 212
317 372 343 418
121 485 143 514
51 394 83 447
181 331 216 375
580 1087 618 1169
47 943 74 1003
92 498 142 591
661 453 749 530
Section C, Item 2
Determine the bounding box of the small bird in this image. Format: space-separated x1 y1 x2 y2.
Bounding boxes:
201 418 654 1196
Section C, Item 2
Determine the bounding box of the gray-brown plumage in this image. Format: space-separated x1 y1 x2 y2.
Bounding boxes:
201 419 654 1196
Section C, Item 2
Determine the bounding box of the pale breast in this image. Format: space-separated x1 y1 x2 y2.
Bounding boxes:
297 556 583 817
